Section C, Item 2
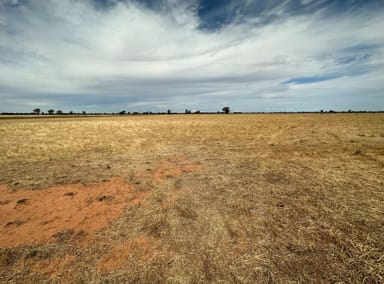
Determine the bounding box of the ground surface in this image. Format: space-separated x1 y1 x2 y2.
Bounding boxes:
0 114 383 283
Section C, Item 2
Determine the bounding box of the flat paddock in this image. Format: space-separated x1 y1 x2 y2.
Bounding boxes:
0 114 383 282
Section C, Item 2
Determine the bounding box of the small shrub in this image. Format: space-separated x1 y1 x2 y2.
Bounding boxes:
96 195 113 202
52 229 75 242
5 220 25 227
16 198 29 205
353 149 362 155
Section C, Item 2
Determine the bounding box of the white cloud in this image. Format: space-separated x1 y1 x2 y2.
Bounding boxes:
0 0 18 5
0 0 383 112
301 0 314 5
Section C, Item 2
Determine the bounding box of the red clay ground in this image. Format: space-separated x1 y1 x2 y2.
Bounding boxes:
28 254 76 282
97 236 162 273
0 158 201 249
152 157 202 184
0 178 143 247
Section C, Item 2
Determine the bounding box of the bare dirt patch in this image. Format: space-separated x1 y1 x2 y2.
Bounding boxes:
152 157 202 184
0 178 149 247
29 254 75 281
97 236 161 273
0 157 200 249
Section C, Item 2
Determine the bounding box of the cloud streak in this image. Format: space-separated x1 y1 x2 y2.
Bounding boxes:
0 0 383 112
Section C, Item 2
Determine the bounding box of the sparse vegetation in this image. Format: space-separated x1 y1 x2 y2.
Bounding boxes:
16 198 28 205
0 113 383 282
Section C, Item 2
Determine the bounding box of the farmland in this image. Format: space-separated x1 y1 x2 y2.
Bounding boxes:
0 114 383 283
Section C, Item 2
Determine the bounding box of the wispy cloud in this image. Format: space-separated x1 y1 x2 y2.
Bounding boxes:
0 0 383 112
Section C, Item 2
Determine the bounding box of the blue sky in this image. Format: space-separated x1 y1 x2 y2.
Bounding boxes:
0 0 383 113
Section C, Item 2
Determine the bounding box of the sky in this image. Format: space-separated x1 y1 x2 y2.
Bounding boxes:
0 0 383 113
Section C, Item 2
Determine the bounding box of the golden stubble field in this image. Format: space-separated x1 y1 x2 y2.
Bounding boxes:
0 113 383 283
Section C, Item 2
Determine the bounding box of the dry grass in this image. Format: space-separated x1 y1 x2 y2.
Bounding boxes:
0 113 383 283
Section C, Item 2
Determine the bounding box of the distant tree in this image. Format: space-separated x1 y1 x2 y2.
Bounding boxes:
69 111 73 115
56 110 63 115
185 109 189 114
33 108 40 115
167 109 171 114
119 110 126 115
47 109 55 115
82 111 86 115
222 107 230 114
320 109 324 113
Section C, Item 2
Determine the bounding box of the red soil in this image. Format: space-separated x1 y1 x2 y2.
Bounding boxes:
97 236 161 272
0 157 201 254
0 178 149 247
152 158 201 184
29 255 75 282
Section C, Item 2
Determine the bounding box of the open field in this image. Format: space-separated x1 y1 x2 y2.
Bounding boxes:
0 114 383 283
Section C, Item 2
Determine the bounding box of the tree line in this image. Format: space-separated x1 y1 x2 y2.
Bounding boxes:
31 108 87 115
25 107 232 115
2 107 379 116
